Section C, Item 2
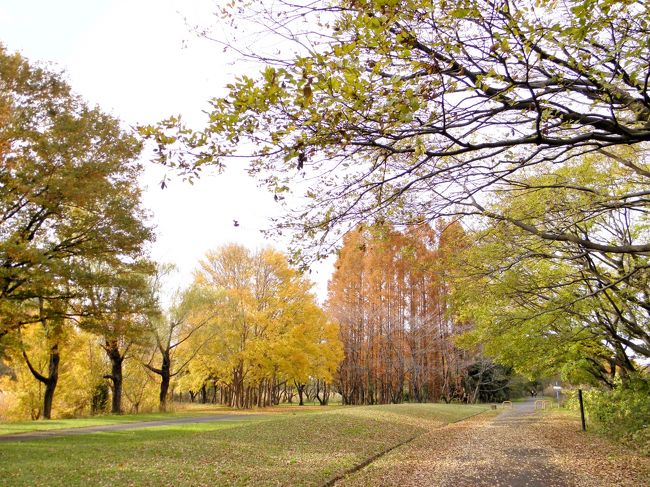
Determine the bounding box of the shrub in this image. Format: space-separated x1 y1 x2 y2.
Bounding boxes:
570 375 650 455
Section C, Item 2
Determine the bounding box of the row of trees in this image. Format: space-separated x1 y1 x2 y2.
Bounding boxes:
327 222 474 405
1 244 344 419
168 245 342 409
0 46 343 419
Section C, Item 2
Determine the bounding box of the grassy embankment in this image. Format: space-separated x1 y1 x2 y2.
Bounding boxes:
0 403 487 486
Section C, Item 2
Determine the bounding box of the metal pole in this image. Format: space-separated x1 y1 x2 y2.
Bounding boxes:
578 389 586 431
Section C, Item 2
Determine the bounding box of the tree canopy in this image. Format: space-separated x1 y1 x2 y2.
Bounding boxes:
454 152 650 385
144 0 649 259
0 45 154 338
177 244 343 408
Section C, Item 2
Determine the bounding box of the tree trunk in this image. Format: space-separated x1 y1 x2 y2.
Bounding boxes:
158 352 171 412
111 357 123 414
104 341 125 414
315 380 330 406
159 371 170 412
296 382 306 406
42 344 60 419
22 342 60 420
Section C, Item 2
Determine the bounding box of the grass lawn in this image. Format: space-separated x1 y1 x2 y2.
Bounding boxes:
0 403 337 436
0 403 487 486
0 409 233 436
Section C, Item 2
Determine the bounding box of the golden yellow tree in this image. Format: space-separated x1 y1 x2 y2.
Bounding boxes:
178 244 342 408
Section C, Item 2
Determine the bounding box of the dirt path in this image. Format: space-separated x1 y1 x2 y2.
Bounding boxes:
0 414 267 442
338 399 650 487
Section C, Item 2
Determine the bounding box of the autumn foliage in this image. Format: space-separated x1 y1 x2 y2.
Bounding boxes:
328 222 471 405
173 245 343 409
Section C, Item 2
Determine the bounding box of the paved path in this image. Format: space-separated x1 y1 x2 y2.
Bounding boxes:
446 399 571 486
0 414 266 442
339 398 650 487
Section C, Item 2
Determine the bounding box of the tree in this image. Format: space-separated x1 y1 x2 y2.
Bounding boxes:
0 324 107 420
82 264 157 414
143 0 650 261
18 298 65 419
270 301 342 406
144 283 218 411
121 346 159 414
178 244 343 408
0 45 153 338
463 359 513 403
453 154 650 385
327 222 471 404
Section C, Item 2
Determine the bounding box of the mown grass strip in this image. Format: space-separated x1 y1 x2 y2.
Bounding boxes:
0 403 338 436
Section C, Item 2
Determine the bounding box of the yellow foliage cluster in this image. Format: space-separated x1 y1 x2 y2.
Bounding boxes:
0 326 159 420
175 244 343 408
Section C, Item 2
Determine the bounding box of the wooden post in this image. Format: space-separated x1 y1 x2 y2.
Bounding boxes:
578 389 586 431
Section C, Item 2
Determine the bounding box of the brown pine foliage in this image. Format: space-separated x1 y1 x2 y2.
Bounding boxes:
327 222 471 405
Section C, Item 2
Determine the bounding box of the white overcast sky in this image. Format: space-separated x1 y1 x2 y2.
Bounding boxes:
0 0 332 301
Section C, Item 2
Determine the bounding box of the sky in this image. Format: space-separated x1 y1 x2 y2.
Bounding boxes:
0 0 332 301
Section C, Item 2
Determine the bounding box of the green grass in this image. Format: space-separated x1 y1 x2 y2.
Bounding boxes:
0 402 343 435
0 403 487 486
0 410 231 436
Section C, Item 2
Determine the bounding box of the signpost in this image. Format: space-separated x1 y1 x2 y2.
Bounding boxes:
553 383 561 408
